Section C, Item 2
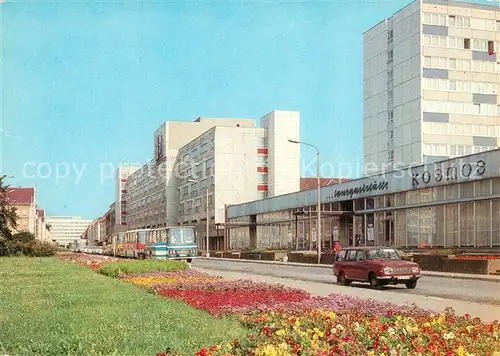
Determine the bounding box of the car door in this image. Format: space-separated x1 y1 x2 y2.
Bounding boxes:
348 250 364 280
354 250 369 281
344 250 357 279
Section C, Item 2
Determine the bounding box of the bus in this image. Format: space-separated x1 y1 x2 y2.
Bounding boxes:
110 226 198 263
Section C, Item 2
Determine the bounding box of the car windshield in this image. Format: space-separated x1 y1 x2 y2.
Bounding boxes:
167 227 196 245
366 248 401 260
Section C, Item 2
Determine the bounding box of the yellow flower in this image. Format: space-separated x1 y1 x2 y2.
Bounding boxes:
255 344 276 356
275 329 286 336
225 343 232 350
423 322 431 327
466 325 474 333
367 352 376 356
457 345 465 356
278 343 288 350
294 319 301 327
313 328 324 338
255 344 289 356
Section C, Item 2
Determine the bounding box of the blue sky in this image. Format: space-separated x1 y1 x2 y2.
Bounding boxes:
2 0 491 218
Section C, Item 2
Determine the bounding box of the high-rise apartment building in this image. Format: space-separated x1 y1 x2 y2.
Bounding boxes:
46 216 92 246
363 0 499 174
125 110 301 250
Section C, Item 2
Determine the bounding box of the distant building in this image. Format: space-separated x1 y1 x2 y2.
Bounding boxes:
35 209 51 241
46 216 92 246
83 216 107 245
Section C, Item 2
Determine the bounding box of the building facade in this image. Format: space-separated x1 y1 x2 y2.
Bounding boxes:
6 187 37 235
35 209 52 241
125 111 301 251
83 216 107 245
227 149 500 251
115 164 141 227
363 0 500 174
46 216 92 246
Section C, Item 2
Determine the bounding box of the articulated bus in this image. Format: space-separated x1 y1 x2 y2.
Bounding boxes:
110 226 198 263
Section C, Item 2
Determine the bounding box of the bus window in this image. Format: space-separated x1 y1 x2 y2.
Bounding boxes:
138 231 146 244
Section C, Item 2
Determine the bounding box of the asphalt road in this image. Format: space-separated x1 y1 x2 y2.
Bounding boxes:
192 258 500 306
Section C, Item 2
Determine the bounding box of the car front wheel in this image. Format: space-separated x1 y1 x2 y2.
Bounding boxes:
337 273 351 286
405 280 417 289
369 273 382 290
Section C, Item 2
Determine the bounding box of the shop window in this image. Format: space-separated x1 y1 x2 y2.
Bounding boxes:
493 200 500 247
459 203 474 247
445 204 459 247
460 182 474 199
475 179 491 197
446 184 458 200
475 201 490 247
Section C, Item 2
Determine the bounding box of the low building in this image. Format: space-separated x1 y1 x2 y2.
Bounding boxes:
6 187 36 235
46 216 92 246
227 149 500 250
35 209 51 241
84 216 107 245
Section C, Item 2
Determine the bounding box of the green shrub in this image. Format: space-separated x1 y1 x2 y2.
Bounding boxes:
23 240 57 257
99 259 188 278
0 240 56 257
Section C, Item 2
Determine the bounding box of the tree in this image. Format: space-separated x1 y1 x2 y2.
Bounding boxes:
0 175 18 240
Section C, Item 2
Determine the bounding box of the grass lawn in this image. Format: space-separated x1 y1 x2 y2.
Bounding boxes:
0 257 247 356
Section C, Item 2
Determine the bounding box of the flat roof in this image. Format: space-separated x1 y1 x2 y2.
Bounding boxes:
364 0 500 35
227 149 500 218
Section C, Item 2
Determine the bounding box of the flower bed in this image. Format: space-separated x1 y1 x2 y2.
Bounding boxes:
56 255 500 355
453 255 500 260
120 269 223 289
198 309 500 355
124 271 311 316
155 280 310 316
57 252 120 270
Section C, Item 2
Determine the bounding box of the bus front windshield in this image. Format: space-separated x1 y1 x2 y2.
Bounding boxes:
167 227 196 245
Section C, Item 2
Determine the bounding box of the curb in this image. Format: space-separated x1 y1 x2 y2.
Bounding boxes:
196 257 500 283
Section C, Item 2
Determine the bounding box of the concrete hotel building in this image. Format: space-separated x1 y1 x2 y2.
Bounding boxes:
227 149 500 250
363 0 500 174
46 216 92 246
125 111 300 250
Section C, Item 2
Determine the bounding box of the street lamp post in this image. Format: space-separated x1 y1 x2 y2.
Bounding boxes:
288 139 322 264
205 186 209 257
189 179 210 256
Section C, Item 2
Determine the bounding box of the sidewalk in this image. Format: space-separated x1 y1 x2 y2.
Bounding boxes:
197 256 500 283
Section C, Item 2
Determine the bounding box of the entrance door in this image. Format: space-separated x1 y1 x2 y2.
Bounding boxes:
385 219 394 246
249 215 257 248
